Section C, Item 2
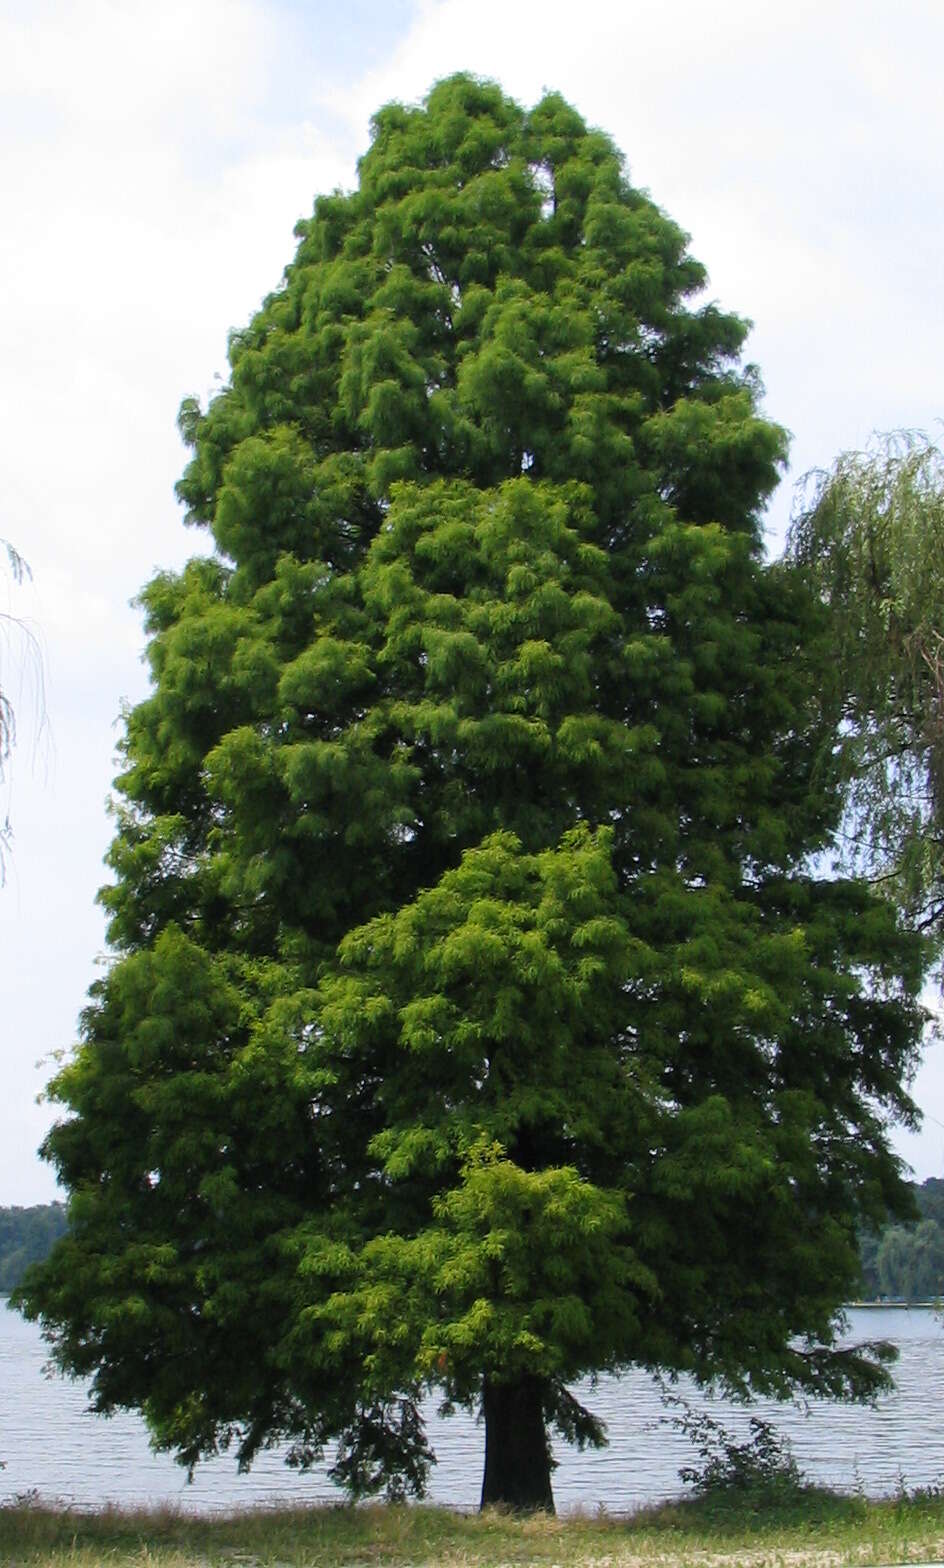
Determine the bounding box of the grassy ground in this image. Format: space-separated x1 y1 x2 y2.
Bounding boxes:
3 1489 944 1568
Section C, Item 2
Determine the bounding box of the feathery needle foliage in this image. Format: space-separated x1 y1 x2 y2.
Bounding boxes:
16 76 928 1512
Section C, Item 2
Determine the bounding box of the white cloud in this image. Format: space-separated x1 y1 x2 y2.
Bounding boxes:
0 0 362 1200
1 0 273 140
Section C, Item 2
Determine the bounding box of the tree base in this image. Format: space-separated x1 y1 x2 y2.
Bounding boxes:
480 1375 555 1513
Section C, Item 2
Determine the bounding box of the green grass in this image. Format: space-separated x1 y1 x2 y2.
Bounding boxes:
3 1489 944 1568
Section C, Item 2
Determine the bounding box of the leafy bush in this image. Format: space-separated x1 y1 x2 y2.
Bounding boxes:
667 1396 805 1503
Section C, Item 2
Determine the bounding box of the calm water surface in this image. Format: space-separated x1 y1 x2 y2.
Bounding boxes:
2 1300 942 1513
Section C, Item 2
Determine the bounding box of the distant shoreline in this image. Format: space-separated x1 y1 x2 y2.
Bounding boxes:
846 1299 941 1309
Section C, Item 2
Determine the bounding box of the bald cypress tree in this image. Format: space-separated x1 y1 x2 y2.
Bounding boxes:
18 77 926 1511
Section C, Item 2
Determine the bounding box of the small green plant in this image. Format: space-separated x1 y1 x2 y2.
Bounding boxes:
664 1393 805 1502
893 1471 944 1508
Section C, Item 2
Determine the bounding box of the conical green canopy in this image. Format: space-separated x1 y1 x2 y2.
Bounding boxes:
18 75 926 1512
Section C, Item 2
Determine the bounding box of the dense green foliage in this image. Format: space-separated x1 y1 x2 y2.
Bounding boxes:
8 1188 942 1306
786 432 944 945
0 1204 67 1292
17 77 928 1510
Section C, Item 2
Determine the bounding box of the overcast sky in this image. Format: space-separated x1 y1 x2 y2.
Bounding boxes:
2 0 943 1205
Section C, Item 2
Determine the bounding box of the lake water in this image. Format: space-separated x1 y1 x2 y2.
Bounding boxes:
2 1300 943 1514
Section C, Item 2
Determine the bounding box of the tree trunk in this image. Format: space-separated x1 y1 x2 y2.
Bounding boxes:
480 1374 555 1512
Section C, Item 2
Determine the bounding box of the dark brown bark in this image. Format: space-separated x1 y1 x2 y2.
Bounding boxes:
480 1374 555 1512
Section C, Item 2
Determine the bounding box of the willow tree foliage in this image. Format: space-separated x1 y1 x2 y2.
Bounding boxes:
18 78 927 1512
0 538 34 873
787 431 944 946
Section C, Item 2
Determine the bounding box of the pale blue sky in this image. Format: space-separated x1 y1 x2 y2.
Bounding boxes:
2 0 944 1202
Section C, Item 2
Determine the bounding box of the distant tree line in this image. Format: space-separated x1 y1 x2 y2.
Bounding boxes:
0 1204 67 1292
858 1178 944 1301
3 1185 944 1302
